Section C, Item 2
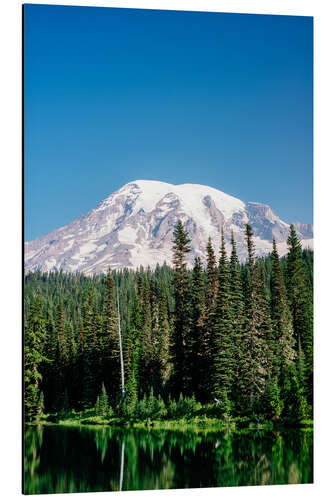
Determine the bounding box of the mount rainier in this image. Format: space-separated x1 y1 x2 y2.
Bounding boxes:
25 180 313 274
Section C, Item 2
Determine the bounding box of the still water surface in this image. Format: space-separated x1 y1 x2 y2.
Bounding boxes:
24 425 313 494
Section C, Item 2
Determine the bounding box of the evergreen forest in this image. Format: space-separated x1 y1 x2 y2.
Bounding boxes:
24 223 313 427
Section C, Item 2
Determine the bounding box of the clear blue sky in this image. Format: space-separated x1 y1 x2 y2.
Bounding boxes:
24 4 313 241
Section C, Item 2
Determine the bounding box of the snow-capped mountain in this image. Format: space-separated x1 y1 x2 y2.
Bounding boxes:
25 180 313 274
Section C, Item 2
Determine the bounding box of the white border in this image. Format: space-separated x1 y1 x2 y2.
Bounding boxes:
1 1 332 499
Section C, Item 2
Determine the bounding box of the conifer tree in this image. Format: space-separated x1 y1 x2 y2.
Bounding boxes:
41 309 56 411
229 232 245 326
62 387 70 417
99 382 109 416
66 321 77 366
254 259 274 369
212 229 234 399
189 257 207 400
296 338 307 389
55 300 68 365
125 293 142 408
24 295 48 420
171 220 192 396
149 279 162 393
157 286 171 391
74 320 85 407
220 389 232 417
95 395 101 416
23 239 313 421
206 236 218 321
137 273 144 307
37 391 45 418
270 239 295 373
80 291 98 407
53 300 67 409
238 225 270 413
101 269 119 399
281 364 309 421
228 232 245 401
262 376 283 419
150 279 160 339
139 277 155 395
242 224 255 315
286 225 313 404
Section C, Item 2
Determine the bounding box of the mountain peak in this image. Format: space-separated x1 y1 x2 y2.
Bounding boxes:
25 180 313 274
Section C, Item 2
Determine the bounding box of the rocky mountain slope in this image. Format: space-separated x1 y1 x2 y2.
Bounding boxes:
25 180 313 274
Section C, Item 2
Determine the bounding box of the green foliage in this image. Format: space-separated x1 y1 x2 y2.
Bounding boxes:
204 237 218 399
262 376 283 419
157 286 171 390
95 383 109 417
166 396 177 419
95 396 100 416
133 389 167 420
286 225 313 403
166 393 201 419
37 391 45 418
24 222 313 424
24 295 49 421
80 415 110 425
228 233 245 408
212 230 234 400
171 219 192 396
270 240 295 371
220 389 232 417
237 226 271 413
62 388 70 417
189 257 207 400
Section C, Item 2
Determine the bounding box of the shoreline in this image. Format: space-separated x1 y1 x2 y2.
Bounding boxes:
26 416 313 432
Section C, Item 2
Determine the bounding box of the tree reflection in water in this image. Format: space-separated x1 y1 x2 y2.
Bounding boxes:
24 425 313 494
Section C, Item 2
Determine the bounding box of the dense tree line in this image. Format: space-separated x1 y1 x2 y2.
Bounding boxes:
24 223 313 422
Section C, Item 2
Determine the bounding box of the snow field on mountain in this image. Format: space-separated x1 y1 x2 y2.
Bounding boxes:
24 180 313 274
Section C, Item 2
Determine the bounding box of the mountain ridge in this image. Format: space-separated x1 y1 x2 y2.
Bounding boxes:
25 180 313 274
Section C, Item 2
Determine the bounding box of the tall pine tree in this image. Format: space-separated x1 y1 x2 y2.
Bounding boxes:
229 232 245 404
157 285 171 393
286 225 313 405
189 256 207 400
24 295 48 420
101 269 120 400
171 219 192 396
238 225 270 413
270 239 295 373
212 229 234 400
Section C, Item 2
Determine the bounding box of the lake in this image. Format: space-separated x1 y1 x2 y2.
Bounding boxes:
24 424 313 494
